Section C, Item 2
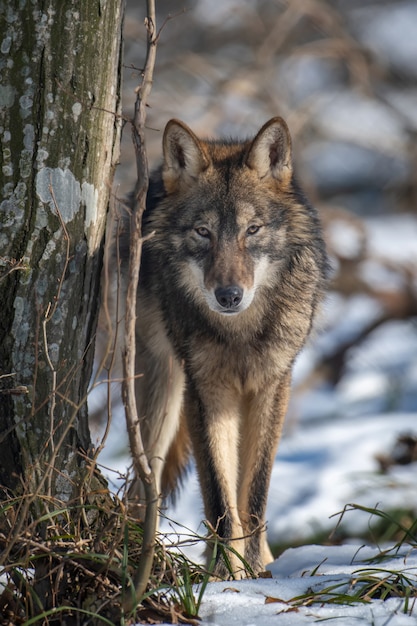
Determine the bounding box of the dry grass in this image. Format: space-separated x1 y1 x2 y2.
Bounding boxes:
0 483 206 625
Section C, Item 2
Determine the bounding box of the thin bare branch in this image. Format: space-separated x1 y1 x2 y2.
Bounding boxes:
122 0 159 612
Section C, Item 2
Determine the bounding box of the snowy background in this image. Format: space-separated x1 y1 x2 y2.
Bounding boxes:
92 0 417 622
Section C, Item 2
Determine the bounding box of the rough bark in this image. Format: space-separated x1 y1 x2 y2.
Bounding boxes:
0 1 123 506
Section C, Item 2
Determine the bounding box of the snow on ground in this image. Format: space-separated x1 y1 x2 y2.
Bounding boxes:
191 544 417 625
92 213 417 625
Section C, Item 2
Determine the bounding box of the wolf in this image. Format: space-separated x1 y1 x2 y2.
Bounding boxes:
126 117 328 579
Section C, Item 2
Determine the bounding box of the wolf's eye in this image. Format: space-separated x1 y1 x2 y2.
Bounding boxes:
195 226 210 238
246 224 261 236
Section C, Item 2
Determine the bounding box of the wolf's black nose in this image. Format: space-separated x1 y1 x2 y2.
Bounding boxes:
215 285 243 309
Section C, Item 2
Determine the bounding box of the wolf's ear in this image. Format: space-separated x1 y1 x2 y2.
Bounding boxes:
246 117 292 184
162 119 210 191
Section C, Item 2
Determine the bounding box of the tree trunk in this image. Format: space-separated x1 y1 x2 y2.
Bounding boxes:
0 1 123 507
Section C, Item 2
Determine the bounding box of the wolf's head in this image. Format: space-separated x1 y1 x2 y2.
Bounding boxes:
146 117 317 318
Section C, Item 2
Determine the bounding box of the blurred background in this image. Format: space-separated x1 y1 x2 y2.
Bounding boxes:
95 0 417 555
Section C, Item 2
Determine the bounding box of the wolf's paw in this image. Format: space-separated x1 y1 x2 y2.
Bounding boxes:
209 553 258 581
209 563 248 581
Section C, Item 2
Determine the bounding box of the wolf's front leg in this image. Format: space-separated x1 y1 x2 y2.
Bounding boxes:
238 373 291 574
185 382 247 579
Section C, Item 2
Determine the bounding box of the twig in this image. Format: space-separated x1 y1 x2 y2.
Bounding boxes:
40 182 72 499
122 0 159 613
0 256 28 281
